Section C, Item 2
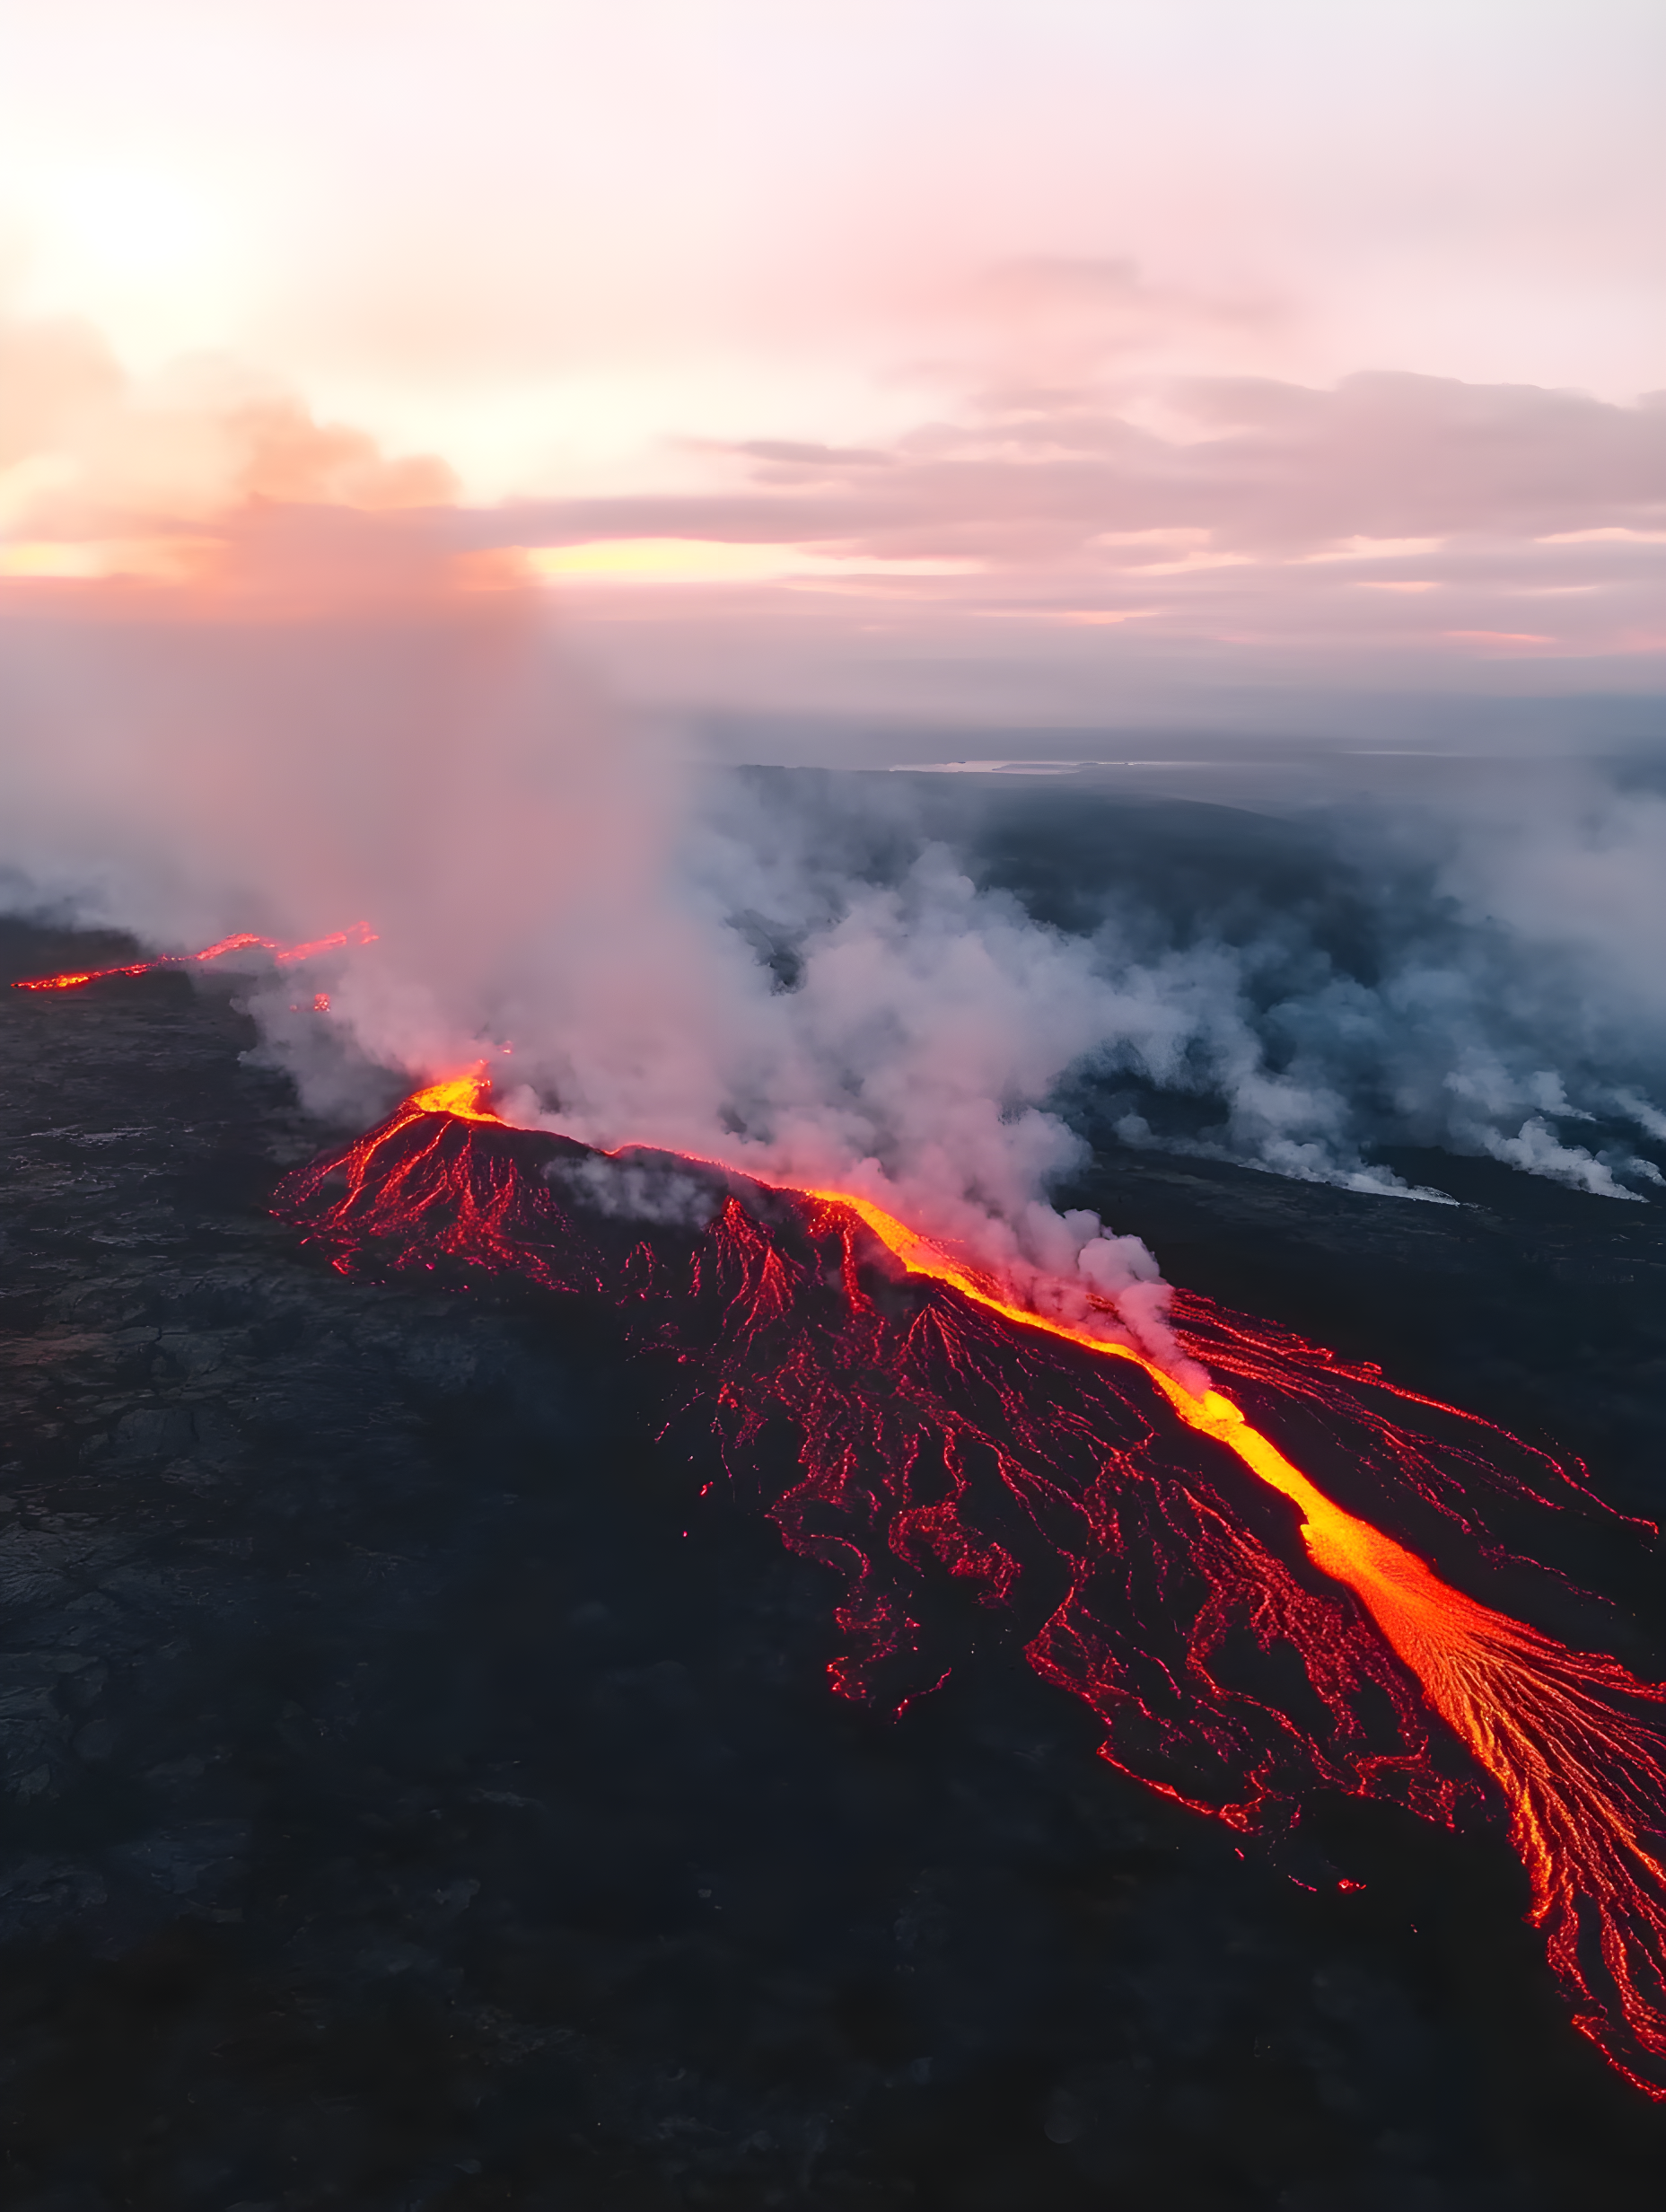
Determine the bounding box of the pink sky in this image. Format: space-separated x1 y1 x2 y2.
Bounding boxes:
3 0 1662 747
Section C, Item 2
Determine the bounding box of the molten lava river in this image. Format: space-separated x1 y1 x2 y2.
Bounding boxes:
246 1068 1666 2102
17 931 1666 2102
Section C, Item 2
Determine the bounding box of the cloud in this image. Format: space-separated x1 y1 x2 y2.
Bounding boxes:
439 372 1666 715
5 296 1660 688
495 372 1666 566
0 308 455 584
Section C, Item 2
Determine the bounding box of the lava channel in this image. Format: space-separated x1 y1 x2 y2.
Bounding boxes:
12 922 377 992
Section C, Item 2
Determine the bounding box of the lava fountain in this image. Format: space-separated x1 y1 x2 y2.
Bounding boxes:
269 1072 1666 2099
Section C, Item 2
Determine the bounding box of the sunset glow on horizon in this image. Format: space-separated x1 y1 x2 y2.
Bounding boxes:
3 0 1662 741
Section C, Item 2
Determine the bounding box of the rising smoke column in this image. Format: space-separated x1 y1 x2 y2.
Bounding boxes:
275 1075 1666 2099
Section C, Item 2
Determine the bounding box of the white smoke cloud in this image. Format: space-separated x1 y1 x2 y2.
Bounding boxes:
2 307 1662 1381
608 750 1666 1221
548 1154 720 1231
0 564 1211 1367
5 567 1662 1284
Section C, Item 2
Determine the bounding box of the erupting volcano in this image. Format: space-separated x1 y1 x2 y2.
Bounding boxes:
270 1071 1666 2100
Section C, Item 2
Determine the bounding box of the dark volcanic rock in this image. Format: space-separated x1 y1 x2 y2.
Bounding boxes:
0 916 1663 2210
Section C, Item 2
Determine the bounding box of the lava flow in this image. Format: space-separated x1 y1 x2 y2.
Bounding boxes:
12 921 377 992
276 1075 1666 2095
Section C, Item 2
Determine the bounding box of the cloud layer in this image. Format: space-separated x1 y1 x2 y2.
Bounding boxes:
497 371 1666 717
5 302 1658 730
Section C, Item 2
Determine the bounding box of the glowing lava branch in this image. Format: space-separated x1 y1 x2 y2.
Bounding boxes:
809 1187 1666 2093
273 1075 1666 2097
13 921 377 992
278 1073 607 1297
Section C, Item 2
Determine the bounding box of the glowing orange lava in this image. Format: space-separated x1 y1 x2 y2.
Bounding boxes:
12 921 377 992
271 1075 1666 2097
406 1071 508 1122
804 1187 1666 2094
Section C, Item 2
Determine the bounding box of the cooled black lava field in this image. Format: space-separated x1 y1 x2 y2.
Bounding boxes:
4 904 1666 2212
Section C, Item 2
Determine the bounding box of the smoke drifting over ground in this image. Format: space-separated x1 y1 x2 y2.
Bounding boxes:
2 563 1663 1371
869 759 1666 1206
662 754 1666 1218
